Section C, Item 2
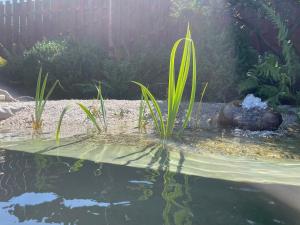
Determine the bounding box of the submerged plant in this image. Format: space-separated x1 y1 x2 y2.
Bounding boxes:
133 25 197 139
33 68 59 131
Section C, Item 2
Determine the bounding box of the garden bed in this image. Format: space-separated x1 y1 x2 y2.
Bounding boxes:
0 100 300 160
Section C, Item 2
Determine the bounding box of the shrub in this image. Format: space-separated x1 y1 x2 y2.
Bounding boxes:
1 39 106 99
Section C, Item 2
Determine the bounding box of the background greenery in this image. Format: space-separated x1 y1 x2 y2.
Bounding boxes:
0 0 299 105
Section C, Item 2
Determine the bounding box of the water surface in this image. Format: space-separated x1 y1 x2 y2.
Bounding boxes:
0 150 300 225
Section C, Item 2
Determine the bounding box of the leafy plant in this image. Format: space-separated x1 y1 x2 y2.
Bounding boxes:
239 53 294 106
133 25 197 139
239 2 300 106
33 68 60 131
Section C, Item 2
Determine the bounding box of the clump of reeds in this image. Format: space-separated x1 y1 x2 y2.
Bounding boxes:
195 82 208 128
138 95 147 132
133 25 197 139
56 82 107 144
33 68 59 131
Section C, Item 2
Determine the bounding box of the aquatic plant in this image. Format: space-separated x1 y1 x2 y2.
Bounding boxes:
133 25 197 138
55 106 70 144
195 82 208 128
138 95 147 132
33 68 59 130
77 103 102 133
95 82 107 131
56 84 105 144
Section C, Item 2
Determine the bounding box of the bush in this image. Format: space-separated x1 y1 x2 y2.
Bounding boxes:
0 39 106 99
0 38 171 100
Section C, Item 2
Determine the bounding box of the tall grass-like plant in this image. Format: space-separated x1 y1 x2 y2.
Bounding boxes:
77 103 102 133
133 25 197 138
138 95 147 132
95 82 107 131
195 82 208 128
33 68 59 130
55 103 102 144
56 83 106 144
55 106 70 144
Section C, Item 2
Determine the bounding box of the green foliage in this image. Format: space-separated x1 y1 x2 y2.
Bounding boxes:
133 26 197 138
33 68 59 131
239 2 300 106
2 39 105 98
0 56 7 67
261 2 300 84
102 58 139 99
239 53 295 105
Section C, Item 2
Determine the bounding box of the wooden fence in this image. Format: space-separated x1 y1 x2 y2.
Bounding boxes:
0 0 182 52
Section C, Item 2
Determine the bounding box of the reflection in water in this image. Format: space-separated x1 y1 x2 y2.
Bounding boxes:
0 148 300 225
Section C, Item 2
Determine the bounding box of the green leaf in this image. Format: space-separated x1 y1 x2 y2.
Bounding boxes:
77 103 101 133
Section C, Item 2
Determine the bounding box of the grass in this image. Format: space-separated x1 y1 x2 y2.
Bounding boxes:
32 68 59 131
133 25 197 139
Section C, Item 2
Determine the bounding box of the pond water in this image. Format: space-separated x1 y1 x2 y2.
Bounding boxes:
0 149 300 225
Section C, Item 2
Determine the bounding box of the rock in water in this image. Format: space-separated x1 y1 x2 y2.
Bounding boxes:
218 100 282 131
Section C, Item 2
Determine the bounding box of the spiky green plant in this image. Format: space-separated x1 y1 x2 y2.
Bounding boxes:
78 103 102 133
195 82 208 128
133 25 197 139
95 82 107 130
138 94 147 131
56 106 70 144
33 68 59 130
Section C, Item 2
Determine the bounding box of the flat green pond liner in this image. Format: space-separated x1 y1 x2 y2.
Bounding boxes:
1 135 300 187
1 149 299 225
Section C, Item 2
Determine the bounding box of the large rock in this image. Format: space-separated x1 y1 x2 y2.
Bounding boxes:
218 101 283 131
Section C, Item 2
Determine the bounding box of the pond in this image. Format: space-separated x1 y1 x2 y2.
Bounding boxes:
0 148 300 225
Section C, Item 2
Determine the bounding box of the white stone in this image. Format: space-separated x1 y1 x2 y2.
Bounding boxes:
242 94 268 110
